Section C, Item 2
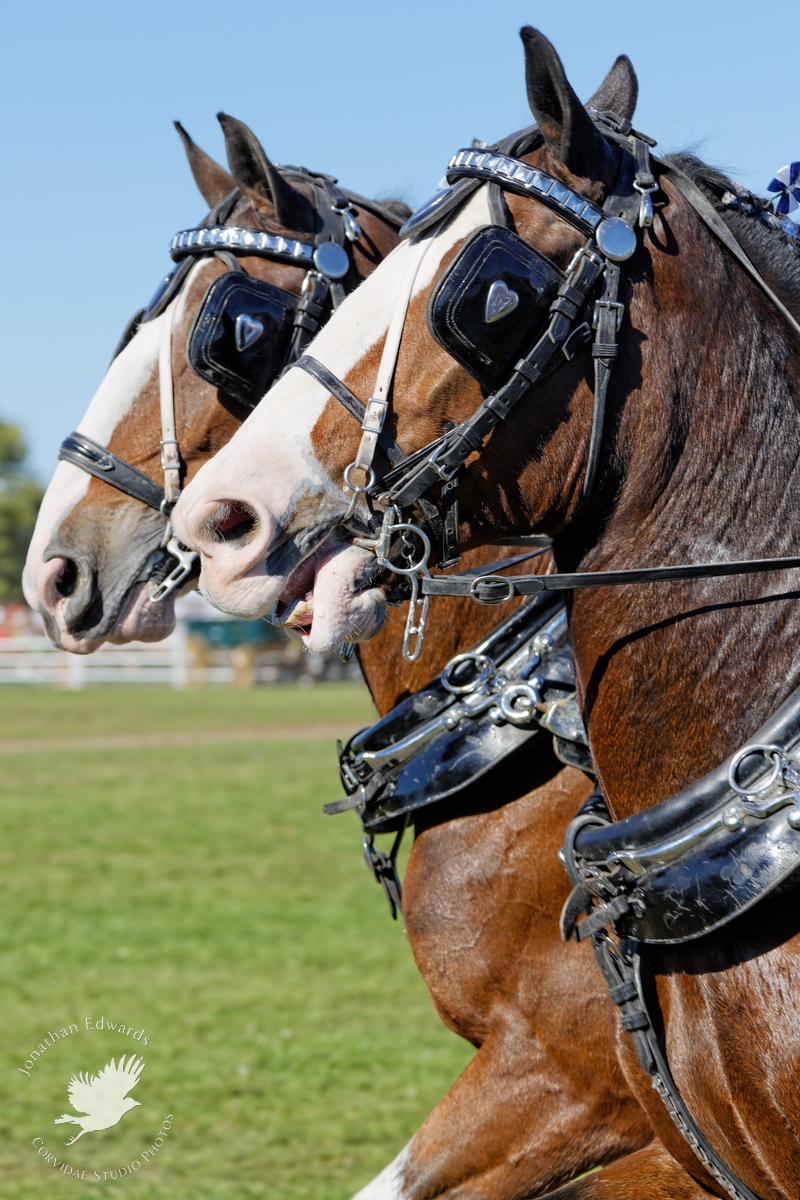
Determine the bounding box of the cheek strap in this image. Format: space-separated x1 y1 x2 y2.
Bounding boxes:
158 299 181 509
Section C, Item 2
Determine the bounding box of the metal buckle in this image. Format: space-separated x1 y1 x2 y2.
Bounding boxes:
159 439 180 470
469 575 515 605
592 300 625 333
149 537 199 604
428 441 459 483
562 322 592 361
566 243 604 275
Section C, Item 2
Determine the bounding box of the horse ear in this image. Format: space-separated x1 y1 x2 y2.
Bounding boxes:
216 112 314 232
173 121 236 208
586 55 638 123
520 26 617 182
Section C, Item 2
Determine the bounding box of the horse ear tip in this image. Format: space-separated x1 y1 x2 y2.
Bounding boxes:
519 26 547 46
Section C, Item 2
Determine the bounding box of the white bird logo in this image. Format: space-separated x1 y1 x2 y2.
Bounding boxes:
54 1054 144 1144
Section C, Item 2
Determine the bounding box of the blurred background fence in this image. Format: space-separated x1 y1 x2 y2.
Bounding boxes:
0 595 358 688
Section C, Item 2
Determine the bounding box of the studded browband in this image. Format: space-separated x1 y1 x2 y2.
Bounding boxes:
445 147 605 233
170 226 316 267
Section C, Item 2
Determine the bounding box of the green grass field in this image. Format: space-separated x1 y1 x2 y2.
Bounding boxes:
0 684 474 1199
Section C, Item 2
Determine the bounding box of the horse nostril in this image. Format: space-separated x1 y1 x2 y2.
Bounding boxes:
201 501 258 545
54 559 79 598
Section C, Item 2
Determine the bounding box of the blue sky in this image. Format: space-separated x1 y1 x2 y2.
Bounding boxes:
2 0 797 480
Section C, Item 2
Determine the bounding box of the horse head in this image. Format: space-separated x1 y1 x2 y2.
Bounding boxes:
171 29 647 653
175 26 800 811
24 115 404 651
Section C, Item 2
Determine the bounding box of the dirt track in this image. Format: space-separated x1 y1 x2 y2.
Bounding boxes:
0 724 349 754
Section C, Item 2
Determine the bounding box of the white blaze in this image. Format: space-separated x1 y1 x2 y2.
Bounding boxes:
172 188 493 643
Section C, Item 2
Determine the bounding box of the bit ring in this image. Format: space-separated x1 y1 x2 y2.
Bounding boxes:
344 462 376 494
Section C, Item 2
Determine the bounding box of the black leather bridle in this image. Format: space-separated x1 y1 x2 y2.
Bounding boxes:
291 112 800 667
58 171 404 603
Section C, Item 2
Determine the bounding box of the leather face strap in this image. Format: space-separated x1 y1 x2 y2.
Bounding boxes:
59 434 165 512
292 356 406 467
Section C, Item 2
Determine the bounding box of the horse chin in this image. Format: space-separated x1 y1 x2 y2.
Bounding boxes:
274 544 387 655
106 581 177 645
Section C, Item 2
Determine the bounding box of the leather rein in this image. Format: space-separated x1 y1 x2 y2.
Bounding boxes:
292 111 800 662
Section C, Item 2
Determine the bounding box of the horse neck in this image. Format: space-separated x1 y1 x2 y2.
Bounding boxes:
566 186 800 818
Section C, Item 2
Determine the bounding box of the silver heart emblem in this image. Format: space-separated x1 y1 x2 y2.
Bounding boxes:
235 312 264 352
484 279 519 324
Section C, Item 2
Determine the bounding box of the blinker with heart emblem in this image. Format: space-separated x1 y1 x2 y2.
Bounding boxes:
484 279 519 324
235 312 264 352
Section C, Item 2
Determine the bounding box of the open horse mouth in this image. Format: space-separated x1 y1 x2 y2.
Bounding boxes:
270 539 389 653
272 553 319 634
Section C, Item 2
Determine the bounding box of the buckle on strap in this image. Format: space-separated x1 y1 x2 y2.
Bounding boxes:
469 575 516 604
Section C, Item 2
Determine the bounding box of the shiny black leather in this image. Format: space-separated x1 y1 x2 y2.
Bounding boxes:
426 225 564 390
335 593 591 834
186 272 298 407
575 683 800 864
562 682 800 944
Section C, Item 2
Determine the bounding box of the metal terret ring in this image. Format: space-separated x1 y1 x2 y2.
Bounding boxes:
441 652 496 694
727 743 785 797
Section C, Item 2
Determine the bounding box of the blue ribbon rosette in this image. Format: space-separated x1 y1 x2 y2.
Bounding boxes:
767 163 800 215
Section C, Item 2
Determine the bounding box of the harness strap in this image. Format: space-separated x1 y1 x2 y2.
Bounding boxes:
593 936 762 1200
59 434 165 512
382 246 604 510
352 235 435 480
293 355 406 466
158 300 181 509
583 261 621 501
363 820 406 920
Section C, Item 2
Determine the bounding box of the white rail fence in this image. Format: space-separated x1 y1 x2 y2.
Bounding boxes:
0 597 360 688
0 627 358 688
0 625 191 688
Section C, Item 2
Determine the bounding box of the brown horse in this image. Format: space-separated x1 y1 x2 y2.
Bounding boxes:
354 585 654 1200
173 26 800 1200
24 111 656 1196
22 113 403 653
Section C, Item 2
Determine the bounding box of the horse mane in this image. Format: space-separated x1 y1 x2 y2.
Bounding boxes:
374 197 412 222
663 152 800 317
224 187 410 238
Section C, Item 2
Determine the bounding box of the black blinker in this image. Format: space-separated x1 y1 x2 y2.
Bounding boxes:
426 225 565 389
186 272 298 407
